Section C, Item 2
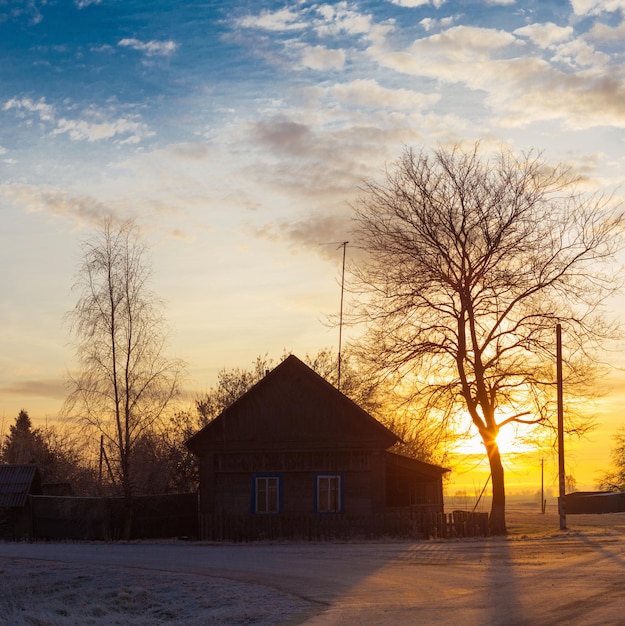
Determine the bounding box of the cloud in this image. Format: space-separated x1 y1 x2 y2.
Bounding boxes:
0 379 68 399
514 22 574 48
587 20 625 43
235 8 307 31
0 1 44 24
420 16 456 32
53 114 154 143
4 96 154 144
551 39 609 68
373 25 518 73
389 0 446 7
254 214 353 255
75 0 102 7
312 4 374 37
253 118 314 156
368 24 625 130
118 38 179 57
571 0 625 15
2 184 114 225
301 46 345 71
326 79 439 110
299 44 346 70
4 97 55 122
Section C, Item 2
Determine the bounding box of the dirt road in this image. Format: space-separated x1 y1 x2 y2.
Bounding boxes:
1 511 624 625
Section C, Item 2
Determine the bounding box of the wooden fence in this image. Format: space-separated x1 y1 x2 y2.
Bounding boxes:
30 492 198 540
199 509 489 542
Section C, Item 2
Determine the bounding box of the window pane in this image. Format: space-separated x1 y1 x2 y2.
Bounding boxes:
256 477 279 514
318 475 340 513
329 476 340 512
267 477 279 513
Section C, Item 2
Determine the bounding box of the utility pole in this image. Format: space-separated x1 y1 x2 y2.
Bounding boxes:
557 323 567 530
541 456 545 514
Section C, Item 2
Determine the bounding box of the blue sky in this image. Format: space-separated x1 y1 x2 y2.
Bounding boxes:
2 0 625 486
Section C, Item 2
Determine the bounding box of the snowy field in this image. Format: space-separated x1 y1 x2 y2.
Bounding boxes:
0 558 313 625
2 509 625 625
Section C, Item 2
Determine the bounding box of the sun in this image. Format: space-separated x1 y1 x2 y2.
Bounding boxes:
453 422 538 457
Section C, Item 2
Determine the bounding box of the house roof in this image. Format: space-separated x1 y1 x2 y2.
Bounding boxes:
187 354 400 453
385 452 450 479
0 464 42 508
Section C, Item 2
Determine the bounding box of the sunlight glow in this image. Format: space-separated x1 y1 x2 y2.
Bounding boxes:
454 420 539 457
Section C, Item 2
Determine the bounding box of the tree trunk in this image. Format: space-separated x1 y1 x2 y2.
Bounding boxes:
485 438 507 535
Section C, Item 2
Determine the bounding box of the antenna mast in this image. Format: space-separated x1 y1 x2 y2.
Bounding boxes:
337 241 348 392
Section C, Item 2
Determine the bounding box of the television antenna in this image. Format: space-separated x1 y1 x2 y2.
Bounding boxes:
320 241 349 391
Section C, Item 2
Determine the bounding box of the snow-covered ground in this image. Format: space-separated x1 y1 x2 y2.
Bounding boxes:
2 509 625 625
0 558 313 625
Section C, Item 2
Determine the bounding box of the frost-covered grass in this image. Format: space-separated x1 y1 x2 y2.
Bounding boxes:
506 506 625 540
0 558 313 625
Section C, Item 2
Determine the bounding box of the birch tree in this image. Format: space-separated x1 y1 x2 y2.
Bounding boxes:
65 218 183 518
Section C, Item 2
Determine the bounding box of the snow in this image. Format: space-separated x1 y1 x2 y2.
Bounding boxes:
0 558 313 625
2 508 625 625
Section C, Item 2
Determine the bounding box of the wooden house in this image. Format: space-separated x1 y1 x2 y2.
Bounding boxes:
187 355 448 538
0 464 42 540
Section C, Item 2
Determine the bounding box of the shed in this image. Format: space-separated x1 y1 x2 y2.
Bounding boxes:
0 464 42 540
187 355 449 538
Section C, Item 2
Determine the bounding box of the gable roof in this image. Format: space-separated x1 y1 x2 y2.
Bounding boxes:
0 464 42 508
187 354 399 453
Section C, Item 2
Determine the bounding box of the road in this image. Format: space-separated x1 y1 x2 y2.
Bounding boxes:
1 514 625 624
0 514 625 626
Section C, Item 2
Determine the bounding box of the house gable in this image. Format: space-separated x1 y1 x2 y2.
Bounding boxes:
187 355 399 453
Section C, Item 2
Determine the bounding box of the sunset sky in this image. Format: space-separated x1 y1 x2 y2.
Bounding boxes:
2 0 625 493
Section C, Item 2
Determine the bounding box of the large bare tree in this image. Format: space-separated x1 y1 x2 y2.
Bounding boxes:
65 218 183 521
351 144 623 534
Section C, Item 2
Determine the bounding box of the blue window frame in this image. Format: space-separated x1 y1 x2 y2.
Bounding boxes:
315 474 343 513
252 474 281 514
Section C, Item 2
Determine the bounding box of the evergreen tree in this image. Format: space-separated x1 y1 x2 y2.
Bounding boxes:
0 409 50 465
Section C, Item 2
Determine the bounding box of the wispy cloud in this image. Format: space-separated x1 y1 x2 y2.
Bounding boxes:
118 38 179 57
0 378 68 399
4 97 55 122
389 0 446 7
571 0 625 16
325 79 439 110
235 8 307 31
2 184 114 225
4 97 154 144
54 114 154 143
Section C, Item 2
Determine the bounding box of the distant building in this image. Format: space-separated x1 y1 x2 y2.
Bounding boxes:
0 464 42 540
187 355 449 539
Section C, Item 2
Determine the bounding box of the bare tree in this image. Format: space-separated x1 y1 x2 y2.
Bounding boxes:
599 427 625 492
65 218 184 531
351 144 623 534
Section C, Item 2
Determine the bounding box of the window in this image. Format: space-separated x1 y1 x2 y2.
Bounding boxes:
316 474 342 513
254 476 280 514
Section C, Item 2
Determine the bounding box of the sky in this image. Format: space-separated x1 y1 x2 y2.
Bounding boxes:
1 0 625 493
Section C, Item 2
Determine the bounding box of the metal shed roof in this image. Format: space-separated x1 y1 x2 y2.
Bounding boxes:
0 464 42 508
